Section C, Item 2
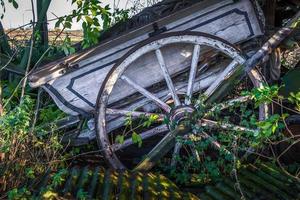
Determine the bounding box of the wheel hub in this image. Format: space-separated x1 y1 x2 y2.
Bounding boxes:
169 106 195 126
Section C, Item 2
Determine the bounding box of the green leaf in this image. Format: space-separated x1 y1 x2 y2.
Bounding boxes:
132 132 142 147
25 168 35 179
85 16 93 24
12 0 18 9
55 18 63 28
115 135 124 144
76 0 82 7
64 21 72 29
291 18 300 29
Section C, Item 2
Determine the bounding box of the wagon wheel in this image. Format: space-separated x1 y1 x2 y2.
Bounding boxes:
95 32 268 170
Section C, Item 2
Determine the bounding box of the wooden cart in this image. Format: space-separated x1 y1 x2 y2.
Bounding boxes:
29 0 268 170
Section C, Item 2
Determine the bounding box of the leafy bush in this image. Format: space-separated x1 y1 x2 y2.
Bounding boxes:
0 96 66 197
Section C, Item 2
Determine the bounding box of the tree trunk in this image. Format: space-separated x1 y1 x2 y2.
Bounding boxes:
18 0 51 69
37 0 49 49
0 21 12 56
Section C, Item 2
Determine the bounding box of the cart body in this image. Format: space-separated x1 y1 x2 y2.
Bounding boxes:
29 0 264 118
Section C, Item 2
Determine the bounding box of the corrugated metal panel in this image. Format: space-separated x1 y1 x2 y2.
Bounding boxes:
32 166 198 199
30 163 299 199
193 163 300 200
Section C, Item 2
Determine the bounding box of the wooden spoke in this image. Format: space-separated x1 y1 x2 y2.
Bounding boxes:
112 124 169 151
155 49 181 106
205 96 251 116
106 108 165 120
185 44 201 105
121 75 171 112
134 125 188 171
204 60 240 98
200 119 259 135
171 142 182 167
201 132 232 155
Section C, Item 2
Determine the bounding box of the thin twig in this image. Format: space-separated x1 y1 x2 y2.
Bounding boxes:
20 0 36 102
29 88 43 135
0 50 18 71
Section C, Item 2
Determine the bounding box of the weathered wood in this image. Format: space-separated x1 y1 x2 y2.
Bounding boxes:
121 75 171 112
155 49 181 106
244 10 300 74
29 0 264 116
200 119 259 134
204 60 241 98
106 108 165 119
74 67 222 144
171 142 182 167
134 128 180 171
95 32 269 170
185 44 201 105
206 96 251 115
112 124 169 151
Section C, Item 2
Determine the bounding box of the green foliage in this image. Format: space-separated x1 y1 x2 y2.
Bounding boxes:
0 96 33 153
55 0 130 49
51 169 68 188
76 188 88 200
256 114 285 138
288 91 300 111
115 134 124 144
0 0 18 19
0 96 67 195
162 85 299 185
132 132 142 147
7 187 31 200
116 114 160 148
243 84 281 106
8 0 18 9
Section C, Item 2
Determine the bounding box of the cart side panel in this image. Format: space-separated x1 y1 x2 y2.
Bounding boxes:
39 0 264 116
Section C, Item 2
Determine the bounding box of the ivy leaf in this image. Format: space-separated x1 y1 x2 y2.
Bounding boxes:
64 21 72 29
115 135 124 144
55 17 63 28
25 168 35 179
85 16 93 24
12 0 18 9
132 132 142 147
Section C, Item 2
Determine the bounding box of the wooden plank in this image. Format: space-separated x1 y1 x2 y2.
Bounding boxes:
29 0 258 86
